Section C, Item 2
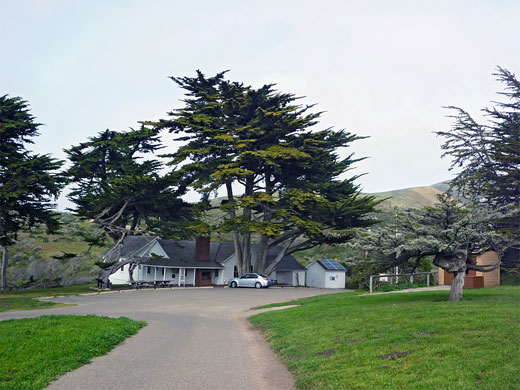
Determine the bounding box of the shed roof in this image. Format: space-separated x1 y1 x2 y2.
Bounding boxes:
316 259 346 271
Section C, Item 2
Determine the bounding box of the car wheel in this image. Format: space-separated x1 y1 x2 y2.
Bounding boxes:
231 281 237 288
255 282 262 289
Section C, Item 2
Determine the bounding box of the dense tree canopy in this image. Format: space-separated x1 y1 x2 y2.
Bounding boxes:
0 95 65 290
153 71 380 275
65 127 191 243
356 195 513 300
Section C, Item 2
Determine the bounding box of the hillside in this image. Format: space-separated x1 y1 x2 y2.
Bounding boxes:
367 183 447 210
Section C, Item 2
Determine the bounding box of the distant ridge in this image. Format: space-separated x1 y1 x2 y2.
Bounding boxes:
366 182 451 210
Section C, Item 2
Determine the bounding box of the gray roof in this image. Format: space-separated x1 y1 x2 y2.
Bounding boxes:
111 236 306 271
143 240 234 268
102 235 158 262
120 236 159 257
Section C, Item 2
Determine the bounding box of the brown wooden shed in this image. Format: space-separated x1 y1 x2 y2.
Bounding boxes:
438 250 500 288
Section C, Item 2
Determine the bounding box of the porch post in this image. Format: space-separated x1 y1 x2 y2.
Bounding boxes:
154 267 157 282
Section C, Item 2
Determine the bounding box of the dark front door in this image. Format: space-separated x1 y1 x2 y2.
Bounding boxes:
195 270 213 286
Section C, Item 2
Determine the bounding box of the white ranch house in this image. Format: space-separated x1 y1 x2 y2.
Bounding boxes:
106 236 306 287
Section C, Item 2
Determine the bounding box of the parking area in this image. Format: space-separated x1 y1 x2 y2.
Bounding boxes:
2 287 339 390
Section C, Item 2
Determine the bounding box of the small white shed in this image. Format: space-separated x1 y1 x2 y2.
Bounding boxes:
306 259 346 289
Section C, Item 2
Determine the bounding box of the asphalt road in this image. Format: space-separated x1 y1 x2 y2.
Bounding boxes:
1 287 339 390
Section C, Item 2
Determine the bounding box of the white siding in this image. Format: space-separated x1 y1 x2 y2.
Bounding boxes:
307 262 345 289
306 262 327 288
222 253 305 287
293 271 306 286
323 271 345 288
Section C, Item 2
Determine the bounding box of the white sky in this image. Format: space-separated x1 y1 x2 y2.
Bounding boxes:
2 0 519 210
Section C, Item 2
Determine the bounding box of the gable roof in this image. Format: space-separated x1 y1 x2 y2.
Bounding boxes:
102 235 159 262
120 236 159 257
144 239 233 268
110 236 306 271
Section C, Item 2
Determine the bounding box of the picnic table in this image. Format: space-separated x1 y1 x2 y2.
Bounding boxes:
131 280 173 290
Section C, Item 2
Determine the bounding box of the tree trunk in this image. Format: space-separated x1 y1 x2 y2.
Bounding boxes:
225 181 245 275
255 195 273 274
434 250 469 301
129 212 139 234
240 232 251 275
1 245 7 291
128 262 137 283
255 235 269 274
449 271 466 301
239 176 254 275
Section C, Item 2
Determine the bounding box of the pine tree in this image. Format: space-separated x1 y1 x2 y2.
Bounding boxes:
0 95 65 290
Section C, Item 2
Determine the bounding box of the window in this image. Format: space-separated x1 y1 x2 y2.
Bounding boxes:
330 276 336 281
161 268 164 275
214 270 219 277
172 269 177 278
147 267 151 274
201 271 211 281
234 266 239 277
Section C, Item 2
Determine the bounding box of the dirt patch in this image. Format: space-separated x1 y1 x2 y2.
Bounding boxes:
238 316 295 390
316 349 335 358
382 350 415 360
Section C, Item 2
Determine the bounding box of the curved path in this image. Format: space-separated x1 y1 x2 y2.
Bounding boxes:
1 287 338 390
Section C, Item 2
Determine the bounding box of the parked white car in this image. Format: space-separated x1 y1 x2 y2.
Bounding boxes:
228 273 272 288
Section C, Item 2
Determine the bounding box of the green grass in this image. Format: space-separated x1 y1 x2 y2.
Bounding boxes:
249 287 520 390
0 284 97 312
0 315 145 390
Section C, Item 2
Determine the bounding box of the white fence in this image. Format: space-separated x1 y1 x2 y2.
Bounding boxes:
369 271 437 293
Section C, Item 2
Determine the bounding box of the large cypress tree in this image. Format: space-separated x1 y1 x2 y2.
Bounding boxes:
65 126 191 244
153 71 380 275
0 95 65 290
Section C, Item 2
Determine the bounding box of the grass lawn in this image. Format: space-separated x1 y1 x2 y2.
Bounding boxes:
249 286 520 390
0 284 97 312
0 315 146 390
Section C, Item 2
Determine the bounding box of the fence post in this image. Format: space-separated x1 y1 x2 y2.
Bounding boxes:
369 275 373 293
427 273 430 287
410 274 413 286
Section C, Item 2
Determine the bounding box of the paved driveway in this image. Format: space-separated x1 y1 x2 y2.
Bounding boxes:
1 287 339 390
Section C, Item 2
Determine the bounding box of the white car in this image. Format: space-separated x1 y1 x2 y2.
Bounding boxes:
228 273 271 288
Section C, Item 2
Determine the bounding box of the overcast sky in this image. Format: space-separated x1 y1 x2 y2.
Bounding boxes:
2 0 519 210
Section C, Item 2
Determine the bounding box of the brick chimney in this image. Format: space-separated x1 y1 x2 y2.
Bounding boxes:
195 236 210 261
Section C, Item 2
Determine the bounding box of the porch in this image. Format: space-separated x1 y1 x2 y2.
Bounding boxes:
135 265 221 287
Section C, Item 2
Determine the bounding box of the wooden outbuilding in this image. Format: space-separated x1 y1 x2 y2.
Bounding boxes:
438 250 500 288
